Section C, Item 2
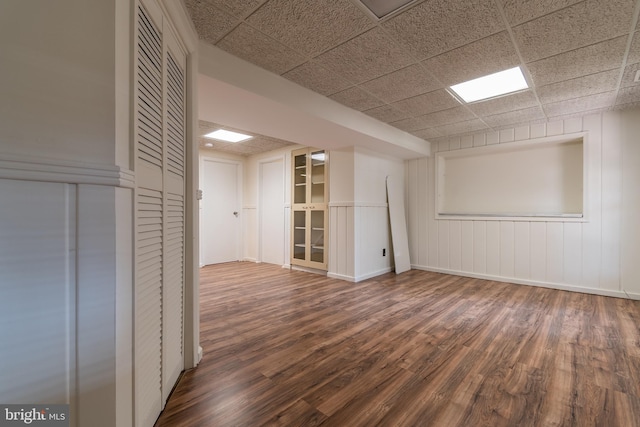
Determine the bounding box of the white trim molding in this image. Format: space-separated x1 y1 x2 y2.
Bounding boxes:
0 153 135 188
329 201 388 208
328 267 393 283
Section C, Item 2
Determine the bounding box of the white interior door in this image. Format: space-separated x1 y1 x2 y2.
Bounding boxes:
202 159 241 265
260 158 285 265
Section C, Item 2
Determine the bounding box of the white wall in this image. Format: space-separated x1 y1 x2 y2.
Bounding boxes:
202 143 404 281
407 111 640 299
0 0 116 165
0 2 199 426
329 147 404 281
0 2 132 427
620 109 640 296
200 145 301 266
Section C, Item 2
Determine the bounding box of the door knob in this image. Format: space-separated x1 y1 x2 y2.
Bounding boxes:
233 211 238 217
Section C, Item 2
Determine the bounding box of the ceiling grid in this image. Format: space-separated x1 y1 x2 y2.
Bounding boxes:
187 0 640 153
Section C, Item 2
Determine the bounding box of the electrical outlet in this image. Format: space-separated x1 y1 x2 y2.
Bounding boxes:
382 248 386 256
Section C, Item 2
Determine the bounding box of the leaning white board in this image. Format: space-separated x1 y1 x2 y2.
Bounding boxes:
386 175 411 274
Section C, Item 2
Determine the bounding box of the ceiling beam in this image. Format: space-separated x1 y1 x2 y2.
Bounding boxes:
197 41 430 159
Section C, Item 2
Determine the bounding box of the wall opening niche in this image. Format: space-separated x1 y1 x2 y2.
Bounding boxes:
436 133 586 221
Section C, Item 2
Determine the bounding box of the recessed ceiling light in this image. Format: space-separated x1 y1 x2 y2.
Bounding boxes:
354 0 416 19
449 67 529 103
204 142 213 148
204 129 252 143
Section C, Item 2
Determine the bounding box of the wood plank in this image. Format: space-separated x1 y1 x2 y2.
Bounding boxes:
155 262 640 427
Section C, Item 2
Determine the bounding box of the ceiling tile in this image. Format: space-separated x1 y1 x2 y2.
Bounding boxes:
526 36 627 86
217 23 306 74
363 104 412 123
389 117 433 132
620 62 640 88
627 31 640 64
315 27 415 84
199 120 294 156
392 89 460 116
542 91 616 117
283 61 352 95
422 31 520 86
199 0 266 18
496 0 583 26
616 85 640 106
467 90 539 117
359 64 442 103
411 127 443 140
185 0 239 44
246 0 372 57
433 119 489 136
512 0 635 63
382 0 504 60
418 106 476 127
329 86 385 111
482 106 545 128
537 70 620 104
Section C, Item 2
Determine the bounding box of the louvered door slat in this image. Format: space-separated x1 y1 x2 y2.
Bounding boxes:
163 192 184 393
135 4 164 427
166 53 184 178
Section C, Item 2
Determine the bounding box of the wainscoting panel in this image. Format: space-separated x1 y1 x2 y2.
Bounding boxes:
408 112 639 299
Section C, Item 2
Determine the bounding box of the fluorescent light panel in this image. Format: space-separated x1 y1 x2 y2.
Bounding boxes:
449 67 529 103
204 129 252 143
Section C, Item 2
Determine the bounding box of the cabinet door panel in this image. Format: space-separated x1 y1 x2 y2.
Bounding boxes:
291 148 328 270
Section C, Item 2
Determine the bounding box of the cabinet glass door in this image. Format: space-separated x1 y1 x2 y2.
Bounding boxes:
310 210 324 263
294 152 307 204
293 210 306 260
310 150 325 204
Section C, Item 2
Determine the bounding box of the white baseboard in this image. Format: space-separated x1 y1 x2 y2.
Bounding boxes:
355 267 393 282
327 267 393 283
327 272 356 282
412 265 638 300
291 265 327 276
243 257 257 263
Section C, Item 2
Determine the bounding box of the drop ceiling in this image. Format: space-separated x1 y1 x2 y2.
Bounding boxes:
199 120 296 156
185 0 640 147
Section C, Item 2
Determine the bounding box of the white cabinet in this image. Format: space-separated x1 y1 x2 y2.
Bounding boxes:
291 148 328 270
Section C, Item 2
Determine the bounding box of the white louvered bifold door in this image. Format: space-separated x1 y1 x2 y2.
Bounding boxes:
134 1 186 426
162 36 186 403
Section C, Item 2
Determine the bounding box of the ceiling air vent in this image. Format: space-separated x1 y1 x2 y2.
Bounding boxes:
353 0 417 20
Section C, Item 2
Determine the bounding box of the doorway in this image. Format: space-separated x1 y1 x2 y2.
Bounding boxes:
201 158 242 265
259 157 285 265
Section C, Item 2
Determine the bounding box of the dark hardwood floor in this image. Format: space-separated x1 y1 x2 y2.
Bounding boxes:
156 262 640 427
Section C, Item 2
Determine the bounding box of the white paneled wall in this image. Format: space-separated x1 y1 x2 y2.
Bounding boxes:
328 203 392 282
328 204 355 280
408 112 640 299
0 180 77 406
354 205 393 280
328 148 400 282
